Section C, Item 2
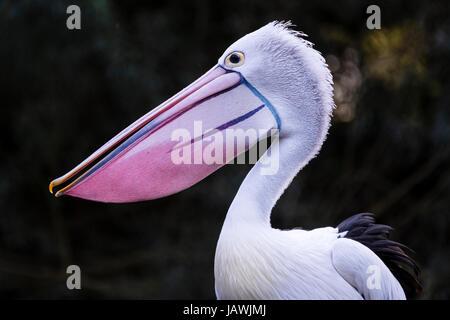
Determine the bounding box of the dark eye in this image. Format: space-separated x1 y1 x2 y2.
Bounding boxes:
230 53 241 64
225 51 245 67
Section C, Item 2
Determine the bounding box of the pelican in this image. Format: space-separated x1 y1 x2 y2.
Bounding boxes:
49 21 420 299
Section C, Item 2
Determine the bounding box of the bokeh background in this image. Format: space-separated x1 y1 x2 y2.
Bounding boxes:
1 0 449 299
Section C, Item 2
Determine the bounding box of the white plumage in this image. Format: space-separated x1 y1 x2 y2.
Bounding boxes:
215 224 406 299
213 21 415 300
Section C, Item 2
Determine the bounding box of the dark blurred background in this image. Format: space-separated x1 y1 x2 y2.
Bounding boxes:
1 0 449 299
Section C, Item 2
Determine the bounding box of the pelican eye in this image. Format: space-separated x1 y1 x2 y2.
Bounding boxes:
225 51 245 67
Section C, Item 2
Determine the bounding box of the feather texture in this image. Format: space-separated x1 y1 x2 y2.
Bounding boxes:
337 213 422 297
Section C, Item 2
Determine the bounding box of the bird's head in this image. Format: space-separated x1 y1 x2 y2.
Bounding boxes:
49 21 334 203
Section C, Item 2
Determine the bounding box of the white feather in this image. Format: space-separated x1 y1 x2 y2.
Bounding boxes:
332 238 406 299
214 22 406 300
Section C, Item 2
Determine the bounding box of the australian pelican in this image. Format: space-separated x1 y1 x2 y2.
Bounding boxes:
49 21 420 299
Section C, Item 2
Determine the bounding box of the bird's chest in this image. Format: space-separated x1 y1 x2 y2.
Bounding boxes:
214 236 279 299
214 229 335 299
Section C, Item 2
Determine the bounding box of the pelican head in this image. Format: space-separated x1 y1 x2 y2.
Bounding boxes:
49 21 334 203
